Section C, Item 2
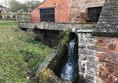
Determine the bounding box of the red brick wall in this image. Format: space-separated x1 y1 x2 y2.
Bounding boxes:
30 0 105 23
96 37 118 83
30 0 69 23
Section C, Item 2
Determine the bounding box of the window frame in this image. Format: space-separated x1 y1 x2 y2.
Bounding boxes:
87 6 102 22
40 8 55 22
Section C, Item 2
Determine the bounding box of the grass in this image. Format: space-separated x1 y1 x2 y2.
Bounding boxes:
0 21 52 83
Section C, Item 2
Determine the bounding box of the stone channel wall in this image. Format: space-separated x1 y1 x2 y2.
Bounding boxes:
32 45 68 83
77 30 96 83
35 45 67 74
34 29 62 47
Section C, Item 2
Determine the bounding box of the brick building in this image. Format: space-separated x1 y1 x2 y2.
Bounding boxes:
30 0 105 23
19 0 118 83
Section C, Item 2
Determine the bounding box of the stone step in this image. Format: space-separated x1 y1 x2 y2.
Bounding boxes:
97 25 118 29
99 19 118 21
102 10 118 13
100 15 118 18
99 13 118 16
104 2 118 5
98 24 118 27
103 5 118 7
97 24 118 26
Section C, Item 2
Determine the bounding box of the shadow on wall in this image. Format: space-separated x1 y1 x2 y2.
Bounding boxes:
33 28 63 47
20 27 62 48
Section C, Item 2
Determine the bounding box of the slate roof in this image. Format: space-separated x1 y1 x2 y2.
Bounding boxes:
92 0 118 36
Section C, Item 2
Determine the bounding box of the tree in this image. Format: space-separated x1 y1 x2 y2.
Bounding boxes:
9 0 25 12
9 0 40 13
26 0 40 11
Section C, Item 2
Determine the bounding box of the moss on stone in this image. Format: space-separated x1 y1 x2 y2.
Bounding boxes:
36 68 62 83
59 31 70 46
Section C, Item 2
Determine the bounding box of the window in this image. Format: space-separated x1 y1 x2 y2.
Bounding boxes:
87 7 102 22
40 8 55 22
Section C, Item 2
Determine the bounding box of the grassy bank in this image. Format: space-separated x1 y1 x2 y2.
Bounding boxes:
0 21 52 83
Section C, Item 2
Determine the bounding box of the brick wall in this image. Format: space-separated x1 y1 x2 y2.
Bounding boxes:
30 0 105 23
30 0 69 23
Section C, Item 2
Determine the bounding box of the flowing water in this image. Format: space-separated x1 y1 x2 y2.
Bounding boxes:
61 39 78 82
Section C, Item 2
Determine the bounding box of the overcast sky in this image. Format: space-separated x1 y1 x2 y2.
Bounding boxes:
0 0 44 4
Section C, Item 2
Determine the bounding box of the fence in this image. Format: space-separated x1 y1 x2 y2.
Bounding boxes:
0 13 30 23
17 13 30 23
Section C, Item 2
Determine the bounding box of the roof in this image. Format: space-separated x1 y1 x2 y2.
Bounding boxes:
92 0 118 36
30 0 48 12
0 3 9 8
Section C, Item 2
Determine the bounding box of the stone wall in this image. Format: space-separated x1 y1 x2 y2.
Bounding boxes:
77 30 96 83
77 31 118 83
35 45 67 74
96 37 118 83
33 45 68 83
69 0 105 22
93 0 118 83
34 29 62 47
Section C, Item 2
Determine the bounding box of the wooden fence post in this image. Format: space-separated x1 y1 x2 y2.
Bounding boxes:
28 13 31 22
16 14 19 27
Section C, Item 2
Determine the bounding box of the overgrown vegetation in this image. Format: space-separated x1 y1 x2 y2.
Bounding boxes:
0 21 52 83
36 68 61 83
59 31 70 46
